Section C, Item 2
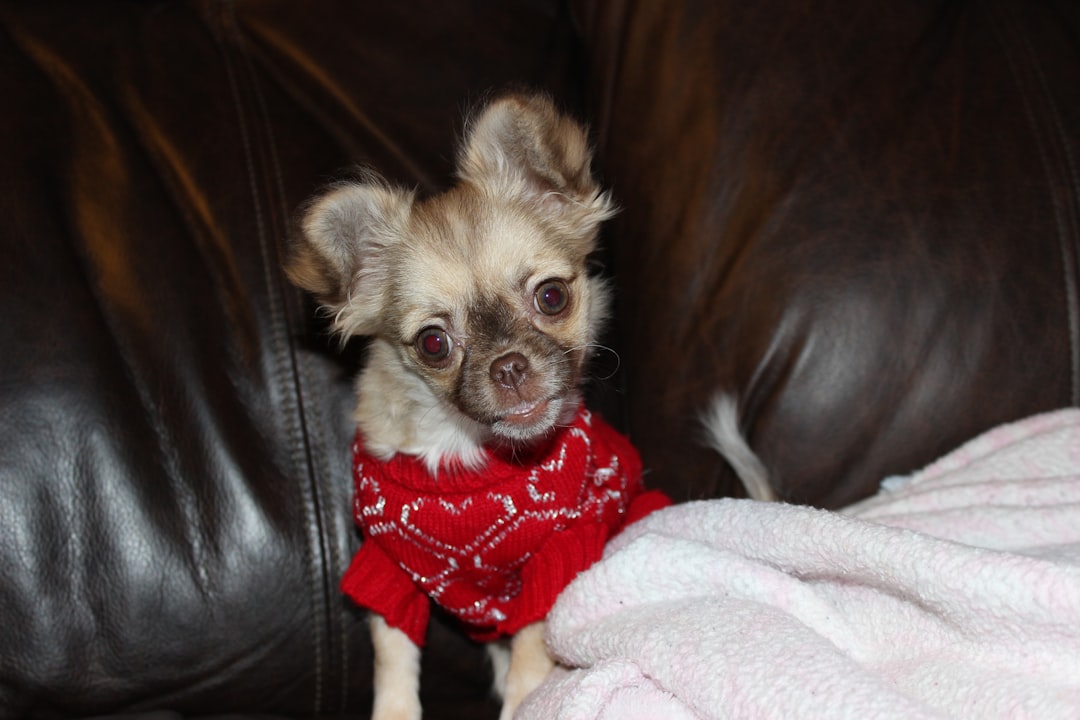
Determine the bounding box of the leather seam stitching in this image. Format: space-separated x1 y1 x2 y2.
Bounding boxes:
216 0 327 711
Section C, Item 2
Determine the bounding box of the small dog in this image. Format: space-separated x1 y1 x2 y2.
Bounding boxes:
287 93 668 720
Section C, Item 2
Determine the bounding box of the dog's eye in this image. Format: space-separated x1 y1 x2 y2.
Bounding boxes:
415 327 452 366
535 280 569 316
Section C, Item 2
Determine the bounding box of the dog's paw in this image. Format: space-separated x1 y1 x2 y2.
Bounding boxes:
497 699 523 720
371 694 421 720
370 614 423 720
497 622 554 720
498 667 550 720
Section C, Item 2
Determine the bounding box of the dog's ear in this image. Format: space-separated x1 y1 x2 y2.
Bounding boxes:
286 177 413 337
456 93 615 247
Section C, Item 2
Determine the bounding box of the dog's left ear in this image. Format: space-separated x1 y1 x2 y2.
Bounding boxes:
456 93 615 248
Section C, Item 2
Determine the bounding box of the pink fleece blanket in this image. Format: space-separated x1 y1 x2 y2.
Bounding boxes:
519 409 1080 719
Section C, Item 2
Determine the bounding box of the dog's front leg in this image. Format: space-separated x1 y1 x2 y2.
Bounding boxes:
497 621 554 720
370 613 422 720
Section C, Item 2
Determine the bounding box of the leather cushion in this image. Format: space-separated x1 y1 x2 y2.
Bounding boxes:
577 0 1080 507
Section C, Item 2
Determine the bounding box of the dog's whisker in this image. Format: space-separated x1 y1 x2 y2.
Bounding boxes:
563 341 620 361
562 342 621 380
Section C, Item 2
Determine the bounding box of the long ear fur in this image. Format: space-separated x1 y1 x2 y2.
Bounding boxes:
456 93 616 247
286 175 414 338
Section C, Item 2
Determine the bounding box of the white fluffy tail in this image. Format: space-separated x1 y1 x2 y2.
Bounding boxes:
702 394 777 502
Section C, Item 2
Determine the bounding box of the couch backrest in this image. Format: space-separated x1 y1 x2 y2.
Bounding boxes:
0 1 584 716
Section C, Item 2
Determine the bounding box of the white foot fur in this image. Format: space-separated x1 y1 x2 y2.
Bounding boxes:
370 614 422 720
497 622 554 720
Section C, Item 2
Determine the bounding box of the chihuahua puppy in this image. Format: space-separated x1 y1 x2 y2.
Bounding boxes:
287 93 668 720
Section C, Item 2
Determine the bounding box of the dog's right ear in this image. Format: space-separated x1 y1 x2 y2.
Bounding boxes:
286 178 414 338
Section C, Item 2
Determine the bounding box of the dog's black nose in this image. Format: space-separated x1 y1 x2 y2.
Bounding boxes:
490 352 529 389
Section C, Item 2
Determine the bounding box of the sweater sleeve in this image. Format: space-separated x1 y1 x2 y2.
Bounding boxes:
624 488 673 526
340 539 431 647
500 491 672 638
502 519 611 637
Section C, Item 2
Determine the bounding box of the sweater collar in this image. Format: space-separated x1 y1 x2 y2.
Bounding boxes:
354 407 596 494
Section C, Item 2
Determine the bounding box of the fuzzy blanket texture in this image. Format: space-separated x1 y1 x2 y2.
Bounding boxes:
518 409 1080 719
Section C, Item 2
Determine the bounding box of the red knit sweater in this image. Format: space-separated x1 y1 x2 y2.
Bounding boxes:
341 408 670 646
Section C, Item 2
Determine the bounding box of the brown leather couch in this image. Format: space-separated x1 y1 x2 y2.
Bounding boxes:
2 1 1077 717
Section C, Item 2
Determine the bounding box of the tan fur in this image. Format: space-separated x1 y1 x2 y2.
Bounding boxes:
286 93 614 719
497 622 555 720
370 615 421 720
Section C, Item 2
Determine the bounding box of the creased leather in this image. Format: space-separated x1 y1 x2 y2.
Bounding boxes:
0 1 582 717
